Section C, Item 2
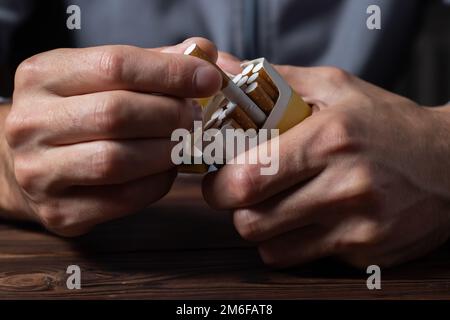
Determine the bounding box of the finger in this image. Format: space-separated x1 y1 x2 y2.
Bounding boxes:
202 116 328 209
274 66 353 106
231 169 342 242
231 155 371 243
161 37 219 63
41 170 177 237
258 225 334 268
34 90 199 145
338 206 449 268
19 45 222 97
217 51 242 74
41 139 176 189
163 39 242 76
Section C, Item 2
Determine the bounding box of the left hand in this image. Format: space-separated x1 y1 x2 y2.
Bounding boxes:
203 64 450 269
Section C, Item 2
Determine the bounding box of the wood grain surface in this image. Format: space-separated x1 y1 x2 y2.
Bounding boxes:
0 175 449 299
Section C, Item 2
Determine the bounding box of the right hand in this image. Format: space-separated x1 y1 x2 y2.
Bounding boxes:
3 38 222 236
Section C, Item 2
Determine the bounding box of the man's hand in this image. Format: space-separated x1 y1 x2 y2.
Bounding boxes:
0 37 222 236
203 65 450 268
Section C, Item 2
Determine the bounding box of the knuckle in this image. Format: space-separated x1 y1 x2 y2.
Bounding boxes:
335 220 383 253
4 112 33 148
332 164 378 203
328 115 352 144
346 165 378 200
89 142 123 181
233 209 263 242
96 47 126 83
15 54 46 88
13 156 41 194
37 205 87 237
229 166 257 205
14 155 63 197
93 93 127 132
38 205 67 233
322 67 351 84
351 221 383 246
320 114 359 155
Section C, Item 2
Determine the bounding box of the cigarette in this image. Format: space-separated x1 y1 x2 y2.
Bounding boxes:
241 63 255 77
217 107 229 124
236 75 249 89
184 43 266 125
247 72 279 102
204 105 227 130
232 73 243 84
252 62 278 93
210 108 227 129
204 117 218 130
211 107 224 120
224 102 258 130
245 82 274 115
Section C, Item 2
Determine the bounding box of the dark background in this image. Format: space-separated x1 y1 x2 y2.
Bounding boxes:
394 1 450 106
1 0 449 106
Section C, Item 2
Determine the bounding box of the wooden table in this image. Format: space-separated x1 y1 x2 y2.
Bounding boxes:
1 175 449 299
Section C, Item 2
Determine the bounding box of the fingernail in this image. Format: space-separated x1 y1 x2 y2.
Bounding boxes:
192 100 203 121
194 65 222 95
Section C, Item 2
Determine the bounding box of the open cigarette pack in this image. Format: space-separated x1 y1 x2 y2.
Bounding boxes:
179 44 312 173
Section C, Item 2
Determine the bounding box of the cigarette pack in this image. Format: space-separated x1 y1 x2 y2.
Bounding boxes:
177 56 312 174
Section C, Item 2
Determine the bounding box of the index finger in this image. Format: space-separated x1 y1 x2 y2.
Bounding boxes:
19 45 222 98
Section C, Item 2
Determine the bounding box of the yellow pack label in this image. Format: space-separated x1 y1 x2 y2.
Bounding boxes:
275 91 312 134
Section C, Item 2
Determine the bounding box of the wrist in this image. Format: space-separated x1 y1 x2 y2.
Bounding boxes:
420 104 450 232
421 103 450 192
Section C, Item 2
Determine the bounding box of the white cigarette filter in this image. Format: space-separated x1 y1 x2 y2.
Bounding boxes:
244 58 311 133
245 82 274 114
247 72 278 102
184 43 266 125
232 73 243 84
236 75 249 88
241 63 254 76
204 58 311 134
179 49 312 174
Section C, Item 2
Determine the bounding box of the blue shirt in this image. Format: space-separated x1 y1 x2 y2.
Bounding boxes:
0 0 425 96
